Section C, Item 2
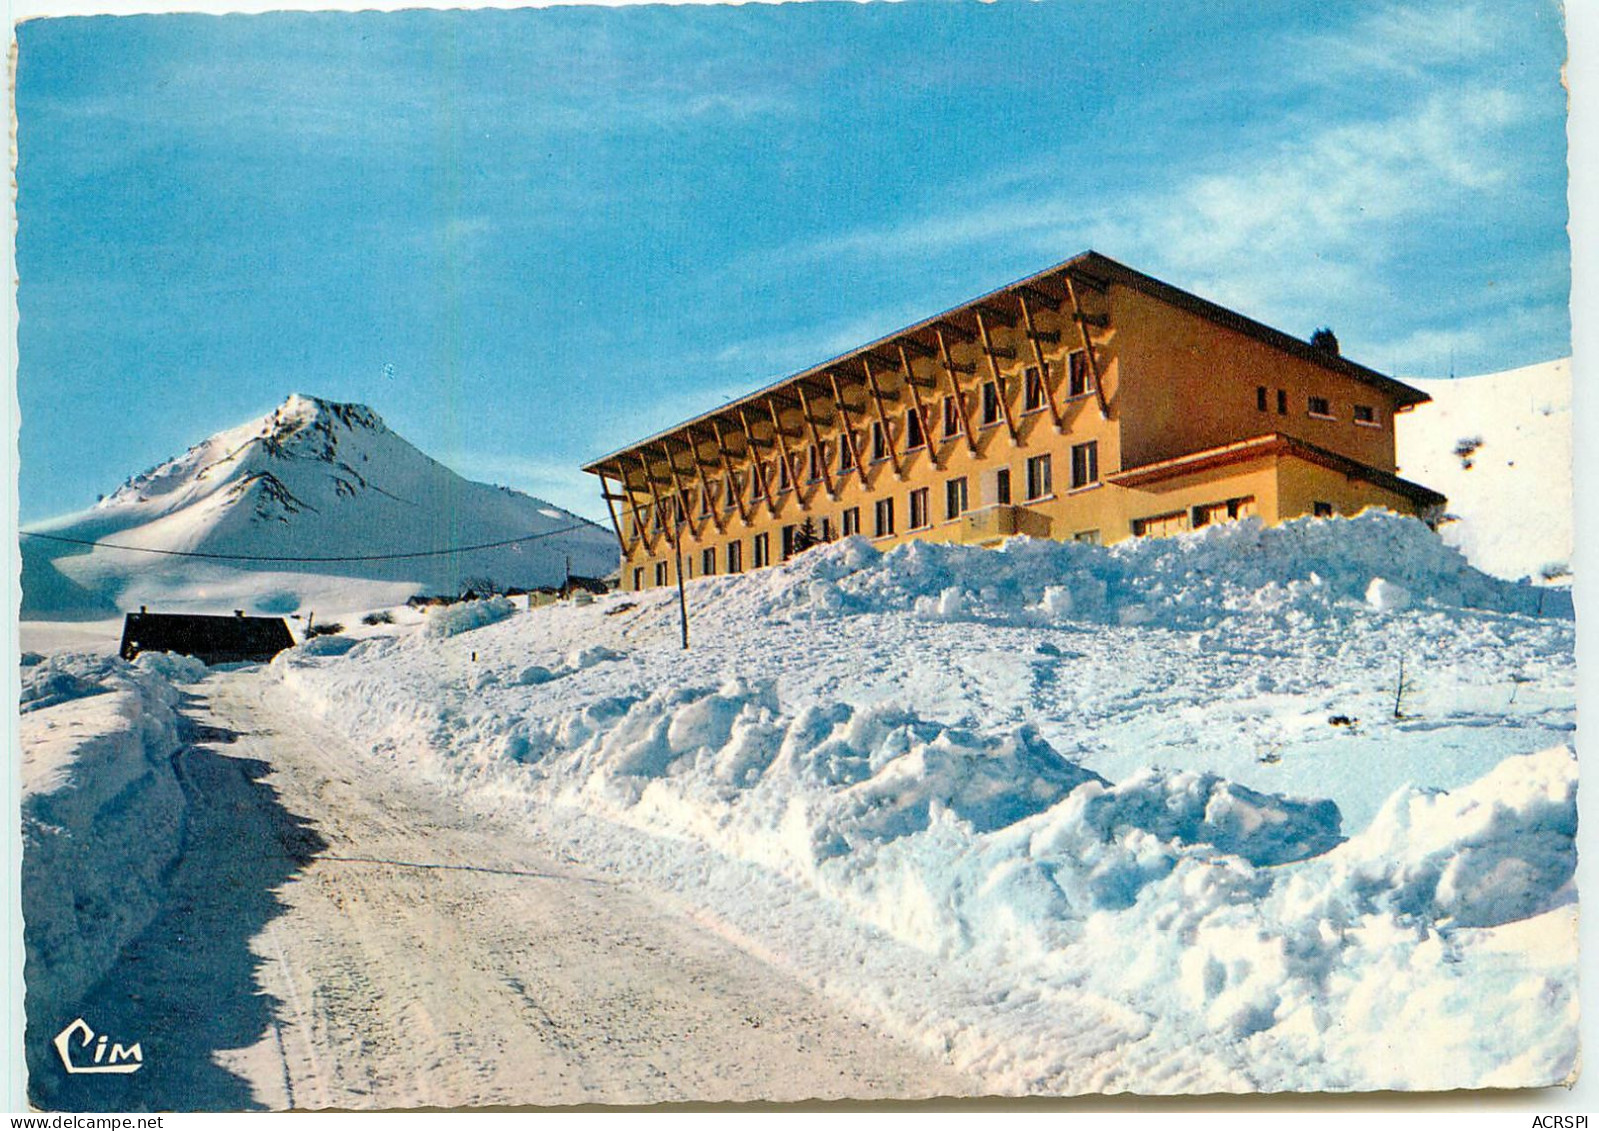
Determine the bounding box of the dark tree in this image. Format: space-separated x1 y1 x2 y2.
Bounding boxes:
790 517 824 555
1310 327 1340 355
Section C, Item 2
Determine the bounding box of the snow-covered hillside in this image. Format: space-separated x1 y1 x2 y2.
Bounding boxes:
20 394 616 618
272 513 1577 1095
1396 358 1571 585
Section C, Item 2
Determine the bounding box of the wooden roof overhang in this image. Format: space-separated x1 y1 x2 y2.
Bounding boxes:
582 251 1433 480
1107 432 1448 508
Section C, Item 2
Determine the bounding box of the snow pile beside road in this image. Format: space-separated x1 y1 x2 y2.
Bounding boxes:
423 596 516 638
736 511 1562 628
274 512 1577 1093
20 653 204 1031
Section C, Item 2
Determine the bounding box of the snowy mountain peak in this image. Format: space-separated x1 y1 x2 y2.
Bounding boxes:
25 394 617 616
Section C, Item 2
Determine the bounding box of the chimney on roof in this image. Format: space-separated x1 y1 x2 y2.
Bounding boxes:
1310 327 1340 356
235 609 245 618
140 605 147 614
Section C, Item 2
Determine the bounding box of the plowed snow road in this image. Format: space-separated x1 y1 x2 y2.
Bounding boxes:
113 669 977 1109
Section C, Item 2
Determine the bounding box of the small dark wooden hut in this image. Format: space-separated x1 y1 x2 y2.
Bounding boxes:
119 609 296 665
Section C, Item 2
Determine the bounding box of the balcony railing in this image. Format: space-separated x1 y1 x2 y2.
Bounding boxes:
955 504 1052 543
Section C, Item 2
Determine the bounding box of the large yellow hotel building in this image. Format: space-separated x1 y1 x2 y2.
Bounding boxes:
583 252 1444 591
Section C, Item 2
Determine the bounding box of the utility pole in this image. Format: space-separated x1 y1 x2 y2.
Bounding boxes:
673 510 690 650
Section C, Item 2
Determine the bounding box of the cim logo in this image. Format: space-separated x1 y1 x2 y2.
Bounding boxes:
52 1017 144 1075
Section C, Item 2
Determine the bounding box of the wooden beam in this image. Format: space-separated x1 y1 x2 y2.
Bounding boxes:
828 370 870 487
860 357 903 479
898 343 940 472
597 468 629 559
1066 269 1110 294
975 301 1018 327
795 382 838 502
1073 311 1110 329
658 441 703 542
895 337 938 359
933 319 977 343
766 398 808 511
612 462 653 552
936 328 980 457
975 308 1020 444
1018 291 1066 432
637 451 676 551
738 407 779 516
709 418 751 527
1065 275 1111 419
680 435 725 536
1016 284 1063 311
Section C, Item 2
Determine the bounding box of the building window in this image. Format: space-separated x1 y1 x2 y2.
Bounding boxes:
777 454 792 491
1074 530 1101 545
727 540 743 573
905 407 925 449
699 485 712 517
1276 389 1288 415
1193 496 1257 528
808 445 823 482
995 467 1012 505
1070 441 1099 489
750 464 766 504
702 547 716 576
839 433 856 473
1023 367 1046 412
632 567 644 590
782 524 797 560
655 561 670 586
724 472 740 509
1257 386 1268 412
909 488 930 530
946 476 968 520
981 381 1001 426
1134 511 1190 538
1308 395 1333 418
1354 404 1377 426
1025 454 1053 501
942 395 963 438
820 516 834 541
871 420 889 462
842 506 860 537
753 532 770 567
874 497 895 537
1068 351 1093 398
1313 501 1335 518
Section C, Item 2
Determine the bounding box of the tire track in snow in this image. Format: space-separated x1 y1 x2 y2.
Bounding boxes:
194 669 977 1108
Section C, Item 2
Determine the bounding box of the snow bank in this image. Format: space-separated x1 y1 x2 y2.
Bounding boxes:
422 596 516 638
272 510 1577 1093
20 653 204 1031
743 511 1566 629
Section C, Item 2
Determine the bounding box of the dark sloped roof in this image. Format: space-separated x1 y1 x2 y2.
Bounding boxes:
120 612 296 664
582 250 1430 473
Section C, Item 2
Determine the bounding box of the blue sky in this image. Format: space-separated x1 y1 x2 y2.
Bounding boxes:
14 0 1571 524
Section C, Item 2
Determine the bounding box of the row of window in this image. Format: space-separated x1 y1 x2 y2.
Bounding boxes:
634 445 1104 585
1256 386 1380 426
1132 495 1259 538
637 409 1105 534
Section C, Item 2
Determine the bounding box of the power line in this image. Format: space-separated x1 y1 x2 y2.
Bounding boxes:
19 521 598 564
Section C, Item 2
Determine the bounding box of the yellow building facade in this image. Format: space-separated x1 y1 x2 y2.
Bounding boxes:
582 252 1445 592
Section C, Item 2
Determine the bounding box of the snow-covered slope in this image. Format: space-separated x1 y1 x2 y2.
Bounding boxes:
21 394 616 618
273 513 1576 1094
1396 358 1571 585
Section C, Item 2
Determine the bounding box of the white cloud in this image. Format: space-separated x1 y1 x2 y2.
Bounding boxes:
1283 2 1513 83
